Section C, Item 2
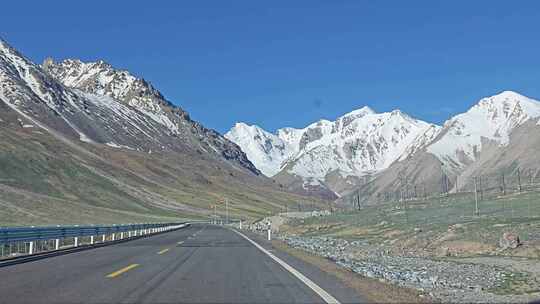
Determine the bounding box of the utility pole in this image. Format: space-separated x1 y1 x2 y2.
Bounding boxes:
356 190 361 210
398 169 405 207
404 197 409 224
502 172 506 196
441 174 445 195
479 176 484 201
517 168 522 193
474 176 479 216
441 174 449 196
445 175 450 196
226 198 229 225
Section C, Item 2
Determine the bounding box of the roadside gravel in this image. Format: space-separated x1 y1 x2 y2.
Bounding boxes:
277 234 538 303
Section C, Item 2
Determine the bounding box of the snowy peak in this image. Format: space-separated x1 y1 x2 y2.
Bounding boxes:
288 108 439 179
42 57 186 135
225 122 294 176
0 38 79 113
0 37 259 175
427 91 540 168
341 106 376 119
43 58 166 109
227 106 440 186
470 90 540 125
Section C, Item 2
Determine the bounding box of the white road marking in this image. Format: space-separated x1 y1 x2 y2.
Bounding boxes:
232 229 340 304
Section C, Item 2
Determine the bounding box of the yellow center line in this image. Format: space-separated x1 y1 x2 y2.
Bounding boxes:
157 248 170 255
106 264 139 278
177 241 184 245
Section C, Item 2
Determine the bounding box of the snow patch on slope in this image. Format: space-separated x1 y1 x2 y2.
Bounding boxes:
44 58 180 135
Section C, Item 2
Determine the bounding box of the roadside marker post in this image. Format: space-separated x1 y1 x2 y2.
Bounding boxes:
267 229 271 241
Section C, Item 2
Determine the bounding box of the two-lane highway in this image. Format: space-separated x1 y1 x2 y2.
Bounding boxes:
0 224 366 303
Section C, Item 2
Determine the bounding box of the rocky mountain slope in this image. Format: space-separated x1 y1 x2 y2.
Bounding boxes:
0 38 323 225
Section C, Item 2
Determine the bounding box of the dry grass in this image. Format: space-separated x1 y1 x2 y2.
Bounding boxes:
0 126 328 226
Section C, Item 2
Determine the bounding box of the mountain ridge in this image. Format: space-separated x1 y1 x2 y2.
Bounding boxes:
227 90 540 202
227 105 441 197
0 37 325 225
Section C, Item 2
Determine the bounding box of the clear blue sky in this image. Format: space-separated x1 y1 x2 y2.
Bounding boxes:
2 1 540 133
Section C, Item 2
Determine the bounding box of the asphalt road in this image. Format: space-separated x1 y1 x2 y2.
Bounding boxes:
0 224 366 303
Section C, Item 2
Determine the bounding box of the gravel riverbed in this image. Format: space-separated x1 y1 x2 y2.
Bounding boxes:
275 234 536 303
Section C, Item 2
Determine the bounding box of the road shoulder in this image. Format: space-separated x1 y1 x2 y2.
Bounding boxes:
241 229 430 304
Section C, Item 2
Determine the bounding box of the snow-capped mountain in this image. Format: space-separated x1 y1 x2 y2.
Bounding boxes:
339 90 540 207
224 123 299 176
0 38 259 174
285 107 440 179
227 106 440 195
426 91 540 171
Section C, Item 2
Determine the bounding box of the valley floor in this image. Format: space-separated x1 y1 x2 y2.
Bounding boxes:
253 190 540 303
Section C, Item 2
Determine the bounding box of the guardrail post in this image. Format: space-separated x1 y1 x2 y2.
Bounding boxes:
111 233 115 241
90 235 94 245
120 232 124 239
29 241 34 254
240 221 242 229
102 235 106 243
74 237 79 247
55 239 60 250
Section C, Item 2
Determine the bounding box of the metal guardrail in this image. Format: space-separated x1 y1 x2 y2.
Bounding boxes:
0 223 184 244
0 222 188 258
